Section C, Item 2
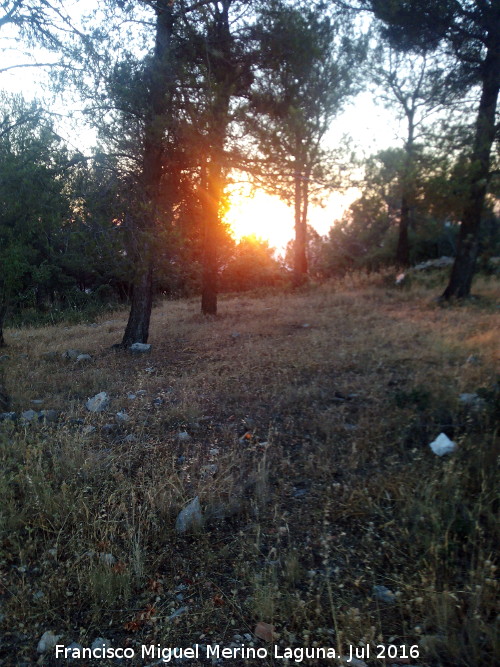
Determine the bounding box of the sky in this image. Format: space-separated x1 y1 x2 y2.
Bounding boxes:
0 4 404 251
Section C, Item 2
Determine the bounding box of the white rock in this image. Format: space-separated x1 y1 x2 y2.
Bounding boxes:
86 392 110 412
176 431 191 443
98 552 116 566
37 630 62 653
175 496 203 533
115 410 130 423
91 637 112 652
62 349 81 360
76 354 92 363
129 342 151 353
21 409 38 422
429 433 457 456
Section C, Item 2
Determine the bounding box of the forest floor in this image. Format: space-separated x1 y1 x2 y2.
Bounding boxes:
0 272 499 667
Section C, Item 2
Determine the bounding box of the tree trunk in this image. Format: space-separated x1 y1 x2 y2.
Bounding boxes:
0 305 6 348
293 154 308 286
396 107 415 267
201 159 220 315
121 1 175 344
442 29 500 299
121 266 153 346
200 1 232 315
396 193 411 266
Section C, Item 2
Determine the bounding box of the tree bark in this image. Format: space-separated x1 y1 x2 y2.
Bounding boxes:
442 25 500 299
0 304 6 348
200 0 232 315
121 1 175 345
293 151 308 286
396 106 415 267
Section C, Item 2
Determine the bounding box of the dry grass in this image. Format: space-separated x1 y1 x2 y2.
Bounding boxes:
0 273 498 666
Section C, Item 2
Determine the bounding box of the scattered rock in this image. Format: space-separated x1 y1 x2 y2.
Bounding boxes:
21 409 38 422
115 410 130 423
91 638 112 652
201 464 218 477
129 342 151 353
413 256 454 271
137 389 147 396
0 354 10 362
127 392 137 400
86 392 110 412
124 434 137 443
373 585 396 603
66 642 84 659
209 447 220 456
175 496 203 533
429 432 457 456
0 412 16 421
62 349 81 361
459 393 485 411
37 630 62 653
101 423 116 434
76 354 92 363
168 606 188 621
465 354 481 365
39 409 58 423
31 399 44 406
231 332 241 339
82 425 96 435
254 621 276 642
176 430 191 443
153 397 164 406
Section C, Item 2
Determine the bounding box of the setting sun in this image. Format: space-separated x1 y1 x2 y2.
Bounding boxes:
225 186 294 250
225 184 360 250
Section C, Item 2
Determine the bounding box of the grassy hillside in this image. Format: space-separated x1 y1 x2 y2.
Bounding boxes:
0 274 498 666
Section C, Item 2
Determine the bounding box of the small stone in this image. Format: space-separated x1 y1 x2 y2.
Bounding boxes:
21 409 38 422
254 621 276 642
98 553 116 566
62 349 81 361
136 389 147 395
33 590 44 600
231 332 241 339
91 638 112 652
101 423 116 434
209 447 220 456
0 354 10 362
127 392 137 400
429 432 457 456
115 410 130 423
38 409 58 423
201 464 218 477
373 585 396 603
459 393 485 411
466 355 481 365
0 412 16 421
76 354 92 363
129 342 151 353
37 630 62 653
31 399 44 406
153 397 164 406
177 431 191 443
169 606 188 620
82 425 96 435
124 434 137 443
86 392 110 412
175 496 203 533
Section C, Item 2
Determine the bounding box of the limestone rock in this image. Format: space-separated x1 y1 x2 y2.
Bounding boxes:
175 496 203 533
62 349 81 361
76 354 92 363
86 392 110 412
429 432 457 456
129 342 151 353
37 630 62 653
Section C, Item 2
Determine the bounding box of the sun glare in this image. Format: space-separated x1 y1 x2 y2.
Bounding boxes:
225 187 294 250
225 184 360 250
